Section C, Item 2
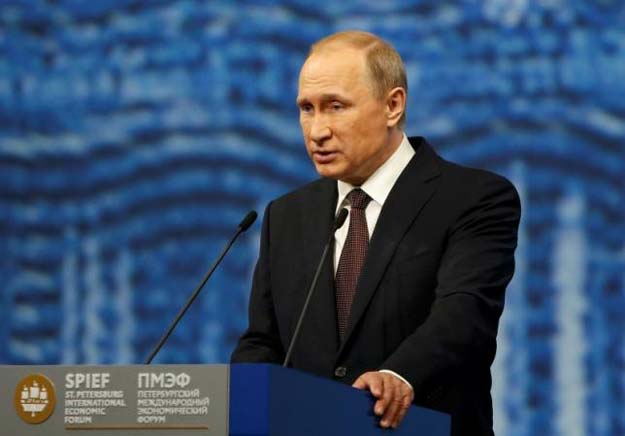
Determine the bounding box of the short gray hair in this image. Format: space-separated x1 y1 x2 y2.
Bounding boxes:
308 30 408 125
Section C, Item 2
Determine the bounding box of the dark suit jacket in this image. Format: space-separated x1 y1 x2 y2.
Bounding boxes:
231 137 521 435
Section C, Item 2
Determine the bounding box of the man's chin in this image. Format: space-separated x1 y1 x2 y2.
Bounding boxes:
315 166 366 185
314 164 345 181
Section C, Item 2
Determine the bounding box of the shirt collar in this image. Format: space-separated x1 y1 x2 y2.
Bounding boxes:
336 133 415 211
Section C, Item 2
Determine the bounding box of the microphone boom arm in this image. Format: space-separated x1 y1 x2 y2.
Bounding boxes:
283 208 348 367
144 211 257 364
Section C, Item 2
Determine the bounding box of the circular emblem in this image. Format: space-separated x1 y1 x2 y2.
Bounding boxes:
14 374 56 424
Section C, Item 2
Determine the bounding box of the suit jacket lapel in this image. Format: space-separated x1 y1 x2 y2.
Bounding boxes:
298 179 340 353
338 138 442 354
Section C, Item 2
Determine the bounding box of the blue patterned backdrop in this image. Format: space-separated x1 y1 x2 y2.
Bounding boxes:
1 1 624 435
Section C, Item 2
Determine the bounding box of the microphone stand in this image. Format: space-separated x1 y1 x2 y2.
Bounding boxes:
283 208 348 367
145 211 257 364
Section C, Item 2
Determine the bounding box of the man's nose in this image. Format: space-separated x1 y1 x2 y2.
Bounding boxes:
309 115 332 143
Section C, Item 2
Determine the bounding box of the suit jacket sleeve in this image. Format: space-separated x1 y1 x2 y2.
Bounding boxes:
381 174 521 396
230 201 285 364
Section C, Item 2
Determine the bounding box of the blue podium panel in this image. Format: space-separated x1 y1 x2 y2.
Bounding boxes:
0 364 448 435
229 364 450 436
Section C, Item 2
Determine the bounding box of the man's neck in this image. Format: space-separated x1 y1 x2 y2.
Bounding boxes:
344 128 404 186
336 132 415 211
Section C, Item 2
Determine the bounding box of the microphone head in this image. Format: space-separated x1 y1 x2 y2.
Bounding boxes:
334 208 349 231
238 211 258 231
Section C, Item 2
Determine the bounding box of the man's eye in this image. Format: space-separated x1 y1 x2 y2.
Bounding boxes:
300 104 313 113
330 102 344 111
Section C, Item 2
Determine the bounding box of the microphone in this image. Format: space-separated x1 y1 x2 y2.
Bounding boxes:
145 210 258 364
283 208 348 367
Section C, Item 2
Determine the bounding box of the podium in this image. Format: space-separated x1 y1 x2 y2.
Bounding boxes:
1 363 450 435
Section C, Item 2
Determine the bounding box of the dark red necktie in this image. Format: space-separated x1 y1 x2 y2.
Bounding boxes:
335 189 372 340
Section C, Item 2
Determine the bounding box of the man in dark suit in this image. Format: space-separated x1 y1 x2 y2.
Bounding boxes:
231 30 520 435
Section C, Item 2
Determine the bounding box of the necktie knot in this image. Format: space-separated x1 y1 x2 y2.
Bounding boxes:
348 189 371 210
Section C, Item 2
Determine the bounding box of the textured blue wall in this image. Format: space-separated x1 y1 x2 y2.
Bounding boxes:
1 1 624 435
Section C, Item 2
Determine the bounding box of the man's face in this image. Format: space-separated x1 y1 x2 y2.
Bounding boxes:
297 47 394 185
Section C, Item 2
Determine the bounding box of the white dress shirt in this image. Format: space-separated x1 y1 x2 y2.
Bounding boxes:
333 133 415 389
334 133 415 269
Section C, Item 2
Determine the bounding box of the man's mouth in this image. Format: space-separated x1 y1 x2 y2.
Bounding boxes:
313 150 338 164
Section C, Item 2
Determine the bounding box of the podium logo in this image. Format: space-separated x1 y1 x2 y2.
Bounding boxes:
14 374 56 424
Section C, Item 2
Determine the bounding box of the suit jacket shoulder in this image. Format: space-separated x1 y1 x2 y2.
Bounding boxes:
269 177 336 218
410 136 519 206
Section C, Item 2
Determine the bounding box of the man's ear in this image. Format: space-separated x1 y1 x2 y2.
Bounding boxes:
385 87 406 128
